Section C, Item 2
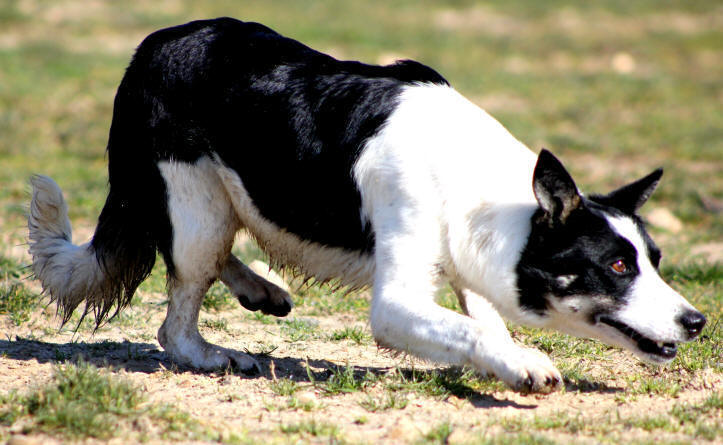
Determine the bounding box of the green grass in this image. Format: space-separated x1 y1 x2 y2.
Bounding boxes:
0 283 38 326
384 367 507 400
663 263 722 373
484 393 723 442
278 317 319 342
359 391 409 412
199 318 229 332
202 282 238 312
0 360 210 441
279 419 340 441
417 421 453 445
627 376 681 398
495 411 590 435
0 256 38 325
313 363 377 396
328 326 371 344
669 392 723 440
474 434 558 445
293 281 370 319
268 378 301 397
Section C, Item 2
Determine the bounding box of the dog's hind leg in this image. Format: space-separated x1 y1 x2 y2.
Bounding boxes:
156 158 259 374
220 255 293 316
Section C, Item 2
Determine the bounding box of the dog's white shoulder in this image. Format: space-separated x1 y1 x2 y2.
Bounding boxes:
355 83 539 307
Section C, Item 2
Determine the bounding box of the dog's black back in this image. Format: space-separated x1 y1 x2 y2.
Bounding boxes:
107 17 447 263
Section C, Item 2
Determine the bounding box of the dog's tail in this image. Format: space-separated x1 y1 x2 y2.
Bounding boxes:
28 172 159 327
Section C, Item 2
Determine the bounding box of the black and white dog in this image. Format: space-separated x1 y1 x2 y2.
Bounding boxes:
29 18 706 392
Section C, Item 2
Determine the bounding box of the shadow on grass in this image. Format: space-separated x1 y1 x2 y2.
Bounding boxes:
563 377 622 394
1 337 616 407
0 336 352 379
0 336 171 373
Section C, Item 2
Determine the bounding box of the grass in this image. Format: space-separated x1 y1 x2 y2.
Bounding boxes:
269 378 301 397
627 376 681 398
663 263 722 373
669 392 723 440
202 282 238 312
293 280 370 319
314 363 377 396
484 392 723 442
417 421 453 444
328 326 370 344
359 391 409 412
278 317 319 342
199 318 229 332
279 419 340 441
392 367 508 399
0 360 212 441
0 256 38 325
0 282 38 326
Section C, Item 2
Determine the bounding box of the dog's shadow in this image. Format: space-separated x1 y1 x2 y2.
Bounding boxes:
0 336 614 409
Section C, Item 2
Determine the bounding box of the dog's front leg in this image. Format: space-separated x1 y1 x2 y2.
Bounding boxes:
452 286 562 391
370 224 560 392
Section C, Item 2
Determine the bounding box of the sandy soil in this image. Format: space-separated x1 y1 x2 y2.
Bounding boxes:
1 264 720 444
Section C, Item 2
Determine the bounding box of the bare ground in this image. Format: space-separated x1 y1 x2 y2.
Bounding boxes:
1 231 720 444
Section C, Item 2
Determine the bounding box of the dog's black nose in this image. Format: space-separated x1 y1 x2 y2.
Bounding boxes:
678 311 706 339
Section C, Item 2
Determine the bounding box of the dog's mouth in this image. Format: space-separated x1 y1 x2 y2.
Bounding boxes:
597 315 677 361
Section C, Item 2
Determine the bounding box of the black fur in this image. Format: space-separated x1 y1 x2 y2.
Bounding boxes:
532 149 582 225
517 152 663 316
86 17 448 321
113 17 447 256
591 168 663 215
516 201 641 316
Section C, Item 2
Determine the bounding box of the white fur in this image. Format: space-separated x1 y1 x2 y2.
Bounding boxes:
605 215 696 346
28 175 107 318
354 84 560 391
158 158 259 371
540 214 698 363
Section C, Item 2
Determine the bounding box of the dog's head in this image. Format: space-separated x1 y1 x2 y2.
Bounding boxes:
516 150 706 364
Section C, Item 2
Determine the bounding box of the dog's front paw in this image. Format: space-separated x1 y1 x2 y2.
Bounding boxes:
476 346 562 393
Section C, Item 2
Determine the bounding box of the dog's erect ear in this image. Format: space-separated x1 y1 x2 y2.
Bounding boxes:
533 149 582 224
592 168 663 214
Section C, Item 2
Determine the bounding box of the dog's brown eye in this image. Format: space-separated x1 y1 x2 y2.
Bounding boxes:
611 259 627 274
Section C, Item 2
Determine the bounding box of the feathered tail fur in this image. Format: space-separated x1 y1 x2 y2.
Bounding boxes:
28 173 160 327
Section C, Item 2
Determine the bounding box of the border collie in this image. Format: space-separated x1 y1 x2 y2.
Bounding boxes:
28 18 706 393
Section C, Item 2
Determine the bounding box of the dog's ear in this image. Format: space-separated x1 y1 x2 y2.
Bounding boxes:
533 149 582 225
592 168 663 214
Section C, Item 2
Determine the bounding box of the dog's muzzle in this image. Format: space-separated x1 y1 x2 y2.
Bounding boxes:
595 309 706 363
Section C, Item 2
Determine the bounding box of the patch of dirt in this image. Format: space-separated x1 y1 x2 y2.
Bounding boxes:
1 238 720 444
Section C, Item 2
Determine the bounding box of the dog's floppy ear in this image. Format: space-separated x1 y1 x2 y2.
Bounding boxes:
592 168 663 214
533 149 582 225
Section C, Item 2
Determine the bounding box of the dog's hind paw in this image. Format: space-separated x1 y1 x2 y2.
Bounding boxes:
220 256 294 317
196 345 261 375
479 346 562 393
237 287 293 317
159 328 261 375
226 351 261 375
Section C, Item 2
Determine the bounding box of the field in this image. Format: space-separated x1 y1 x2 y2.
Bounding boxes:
0 1 721 443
